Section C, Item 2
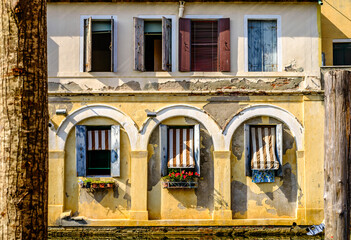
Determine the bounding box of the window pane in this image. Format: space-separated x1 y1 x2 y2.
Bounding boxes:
91 20 111 72
248 20 277 72
191 21 218 71
333 43 351 65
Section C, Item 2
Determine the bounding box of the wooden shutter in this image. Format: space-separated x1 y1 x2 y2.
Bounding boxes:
179 18 191 72
162 17 172 72
276 124 283 176
111 125 120 177
248 20 262 72
110 17 114 72
160 124 168 177
76 125 87 177
244 124 251 176
134 17 145 71
194 124 200 176
262 20 277 72
218 18 230 72
84 17 92 72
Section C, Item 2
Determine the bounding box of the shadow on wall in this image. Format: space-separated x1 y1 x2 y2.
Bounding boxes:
231 117 299 219
147 121 214 219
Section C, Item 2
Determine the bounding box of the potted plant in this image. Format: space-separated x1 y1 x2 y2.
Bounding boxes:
91 181 99 189
106 181 114 188
99 181 106 188
163 169 199 189
82 178 93 188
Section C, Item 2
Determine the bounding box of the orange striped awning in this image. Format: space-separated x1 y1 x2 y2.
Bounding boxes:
250 126 279 170
87 130 111 150
168 128 195 168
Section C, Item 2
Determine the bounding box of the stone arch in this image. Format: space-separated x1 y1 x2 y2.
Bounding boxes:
139 104 224 150
223 104 304 150
53 104 139 151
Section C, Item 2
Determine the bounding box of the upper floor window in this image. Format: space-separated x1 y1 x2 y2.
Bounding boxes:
80 16 117 72
245 15 281 72
333 40 351 65
179 18 230 72
134 16 173 72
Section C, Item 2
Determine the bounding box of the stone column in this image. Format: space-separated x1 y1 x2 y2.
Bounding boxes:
130 150 149 220
212 151 232 220
48 150 65 225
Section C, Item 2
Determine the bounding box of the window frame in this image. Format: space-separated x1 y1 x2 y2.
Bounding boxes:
80 15 118 72
332 39 351 66
244 15 282 72
137 15 176 72
244 123 283 177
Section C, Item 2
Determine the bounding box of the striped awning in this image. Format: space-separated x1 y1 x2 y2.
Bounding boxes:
168 128 195 168
87 129 111 150
250 126 279 170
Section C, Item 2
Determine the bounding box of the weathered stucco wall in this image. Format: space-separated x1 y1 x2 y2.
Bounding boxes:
63 117 131 220
47 2 320 92
48 94 324 226
231 117 298 219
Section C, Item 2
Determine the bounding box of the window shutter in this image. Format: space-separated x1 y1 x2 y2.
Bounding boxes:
218 18 230 72
276 124 283 177
110 17 114 72
134 17 145 71
179 18 191 72
162 17 172 72
160 124 168 177
262 20 277 72
194 124 200 176
111 125 120 177
248 20 262 72
76 125 87 177
84 17 92 72
244 124 251 176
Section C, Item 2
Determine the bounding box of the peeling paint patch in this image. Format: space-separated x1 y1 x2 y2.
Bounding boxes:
116 81 141 91
147 127 161 191
284 60 304 72
204 102 248 129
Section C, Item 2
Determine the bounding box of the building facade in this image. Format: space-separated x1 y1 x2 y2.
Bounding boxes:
47 0 325 227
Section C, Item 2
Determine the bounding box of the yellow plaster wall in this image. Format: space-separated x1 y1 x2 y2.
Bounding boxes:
48 94 324 225
321 0 351 65
64 117 131 219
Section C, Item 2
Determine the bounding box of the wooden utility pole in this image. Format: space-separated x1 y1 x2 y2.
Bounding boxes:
324 70 351 240
0 0 48 239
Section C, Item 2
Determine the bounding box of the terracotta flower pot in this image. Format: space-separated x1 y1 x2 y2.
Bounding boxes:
106 183 113 188
92 183 99 188
99 183 105 188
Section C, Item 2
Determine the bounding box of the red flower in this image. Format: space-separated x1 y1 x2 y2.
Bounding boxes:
195 172 199 176
183 175 186 179
182 170 185 174
175 173 179 177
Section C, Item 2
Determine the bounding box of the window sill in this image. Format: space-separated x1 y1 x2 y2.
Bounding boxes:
162 181 198 189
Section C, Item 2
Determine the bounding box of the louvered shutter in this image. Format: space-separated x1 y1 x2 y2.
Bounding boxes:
218 18 230 72
111 125 120 177
160 124 168 177
110 17 114 72
194 124 200 176
134 17 145 71
262 20 277 72
84 17 92 72
179 18 191 72
162 17 172 72
76 125 87 177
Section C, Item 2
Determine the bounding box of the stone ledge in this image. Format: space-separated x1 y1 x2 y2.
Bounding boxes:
48 225 315 238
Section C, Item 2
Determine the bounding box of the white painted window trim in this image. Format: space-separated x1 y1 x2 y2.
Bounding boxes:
333 39 351 43
138 15 176 73
80 15 118 72
244 15 282 72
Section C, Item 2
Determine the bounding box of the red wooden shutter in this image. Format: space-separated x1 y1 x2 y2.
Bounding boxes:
218 18 230 72
179 18 191 72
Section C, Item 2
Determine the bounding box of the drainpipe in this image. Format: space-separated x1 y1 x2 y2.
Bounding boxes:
179 1 185 18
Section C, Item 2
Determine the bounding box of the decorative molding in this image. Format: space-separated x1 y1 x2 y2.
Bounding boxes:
223 104 304 150
140 104 224 150
54 104 139 151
